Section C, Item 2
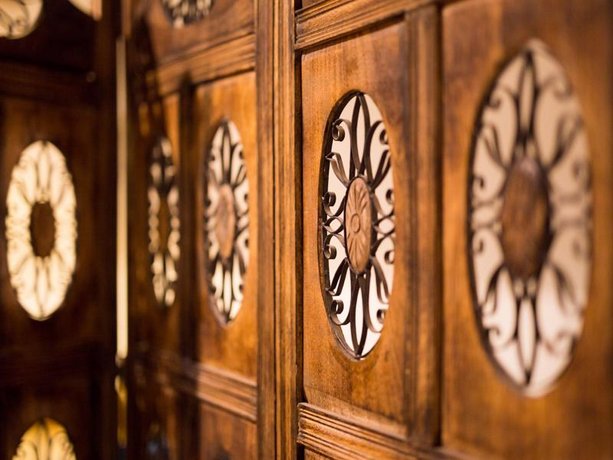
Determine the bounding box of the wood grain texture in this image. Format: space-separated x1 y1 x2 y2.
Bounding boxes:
442 0 613 458
300 11 441 452
142 0 254 64
295 0 433 50
155 32 256 96
0 0 117 456
271 0 301 458
255 0 277 457
298 403 450 460
192 72 258 379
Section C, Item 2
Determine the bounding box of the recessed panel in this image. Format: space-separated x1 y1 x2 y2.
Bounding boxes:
443 0 613 457
468 40 592 395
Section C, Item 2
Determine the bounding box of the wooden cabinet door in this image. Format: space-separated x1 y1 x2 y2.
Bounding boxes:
287 3 441 459
442 0 613 458
0 2 117 459
125 0 273 458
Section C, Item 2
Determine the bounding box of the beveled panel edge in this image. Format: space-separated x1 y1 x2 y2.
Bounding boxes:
297 403 451 460
155 32 256 96
295 0 433 50
0 60 95 105
133 350 257 422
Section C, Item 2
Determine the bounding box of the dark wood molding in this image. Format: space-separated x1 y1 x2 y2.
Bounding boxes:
271 0 301 458
133 350 257 422
295 0 433 50
297 403 449 460
404 5 442 448
155 32 256 96
0 61 95 105
255 0 277 458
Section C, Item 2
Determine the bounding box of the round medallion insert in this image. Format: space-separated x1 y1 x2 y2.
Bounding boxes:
468 40 592 395
6 140 77 321
344 177 372 273
319 92 396 359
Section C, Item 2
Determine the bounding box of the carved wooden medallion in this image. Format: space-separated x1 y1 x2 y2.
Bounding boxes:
344 177 372 273
148 136 180 308
205 119 249 324
161 0 213 28
0 0 43 39
319 92 395 359
13 418 76 460
468 40 592 395
6 141 77 320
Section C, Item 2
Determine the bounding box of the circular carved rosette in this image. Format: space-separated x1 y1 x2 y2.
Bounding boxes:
204 119 249 324
13 418 76 460
161 0 213 28
148 137 180 308
319 92 395 359
0 0 43 39
468 40 593 395
6 141 77 320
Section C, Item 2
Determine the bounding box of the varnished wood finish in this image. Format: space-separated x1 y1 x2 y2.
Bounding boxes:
0 0 118 457
299 5 441 456
122 0 611 458
442 0 613 458
126 0 274 457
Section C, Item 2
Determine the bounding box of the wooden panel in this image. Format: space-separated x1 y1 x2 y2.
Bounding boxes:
192 72 258 380
200 403 257 460
0 1 95 71
129 92 184 356
442 0 613 458
295 0 433 50
0 97 106 352
300 9 441 454
143 0 254 63
0 375 96 459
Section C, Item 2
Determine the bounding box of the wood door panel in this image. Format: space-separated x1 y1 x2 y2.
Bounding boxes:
299 11 443 454
0 96 106 350
130 92 184 356
144 0 254 64
302 22 410 425
442 0 613 458
200 403 257 460
0 374 96 459
192 71 258 380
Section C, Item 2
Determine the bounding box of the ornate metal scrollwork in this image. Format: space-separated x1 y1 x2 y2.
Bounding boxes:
0 0 43 39
6 141 77 320
148 137 180 308
161 0 213 28
319 92 395 359
468 40 592 395
13 418 76 460
204 119 249 324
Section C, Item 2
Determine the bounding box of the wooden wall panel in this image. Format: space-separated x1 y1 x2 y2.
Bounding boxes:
299 7 441 455
129 92 183 357
144 0 254 63
302 22 411 426
200 404 257 460
192 72 258 381
442 0 613 458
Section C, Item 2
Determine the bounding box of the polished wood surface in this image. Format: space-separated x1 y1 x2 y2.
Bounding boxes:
442 0 613 458
0 0 118 458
